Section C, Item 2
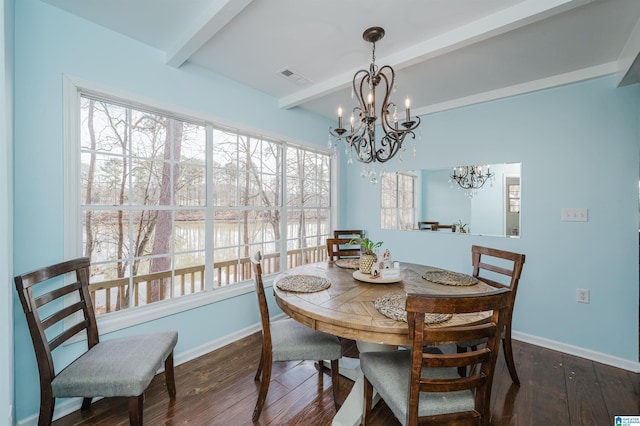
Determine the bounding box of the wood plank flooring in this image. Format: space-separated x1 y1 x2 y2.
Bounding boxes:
52 333 640 425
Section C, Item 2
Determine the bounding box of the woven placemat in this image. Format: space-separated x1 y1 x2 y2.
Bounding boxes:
276 275 331 293
374 293 452 324
422 270 479 286
334 258 360 269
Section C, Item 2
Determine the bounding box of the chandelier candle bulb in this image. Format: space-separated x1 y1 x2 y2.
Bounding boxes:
405 98 410 122
338 106 343 129
350 114 354 132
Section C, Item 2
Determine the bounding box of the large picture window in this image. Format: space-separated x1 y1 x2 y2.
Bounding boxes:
75 91 332 316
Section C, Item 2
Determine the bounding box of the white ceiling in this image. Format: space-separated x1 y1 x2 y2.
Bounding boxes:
42 0 640 120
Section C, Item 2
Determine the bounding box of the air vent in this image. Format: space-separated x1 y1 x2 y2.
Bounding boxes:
278 68 311 86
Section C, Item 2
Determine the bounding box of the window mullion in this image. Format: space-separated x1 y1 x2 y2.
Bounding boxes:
126 107 135 307
280 144 288 273
205 124 214 291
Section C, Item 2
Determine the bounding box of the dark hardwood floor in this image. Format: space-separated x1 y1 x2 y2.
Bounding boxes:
52 333 640 425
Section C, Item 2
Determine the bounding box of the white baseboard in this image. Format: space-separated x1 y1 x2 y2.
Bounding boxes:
512 331 640 373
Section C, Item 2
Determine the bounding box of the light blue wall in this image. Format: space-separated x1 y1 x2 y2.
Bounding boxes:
1 1 14 424
342 75 640 362
12 0 332 422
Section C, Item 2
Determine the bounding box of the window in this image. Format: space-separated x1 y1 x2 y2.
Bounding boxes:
380 172 416 230
73 90 332 317
286 148 331 265
508 183 521 213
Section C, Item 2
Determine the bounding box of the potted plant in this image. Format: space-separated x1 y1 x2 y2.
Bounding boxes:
348 237 383 274
455 220 468 233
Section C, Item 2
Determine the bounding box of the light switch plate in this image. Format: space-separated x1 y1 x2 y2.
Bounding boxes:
561 208 588 222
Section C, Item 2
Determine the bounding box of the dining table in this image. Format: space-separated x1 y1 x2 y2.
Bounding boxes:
272 259 497 426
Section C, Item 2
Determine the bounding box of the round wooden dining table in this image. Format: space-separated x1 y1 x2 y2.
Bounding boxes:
273 260 495 347
272 260 497 426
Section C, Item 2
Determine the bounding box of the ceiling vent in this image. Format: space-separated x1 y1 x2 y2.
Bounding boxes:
278 68 312 86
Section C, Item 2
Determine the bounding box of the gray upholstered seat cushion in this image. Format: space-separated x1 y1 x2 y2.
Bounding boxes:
360 349 475 426
271 318 342 362
52 331 178 398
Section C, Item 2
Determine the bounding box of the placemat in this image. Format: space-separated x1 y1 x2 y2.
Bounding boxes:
334 258 359 269
276 275 331 293
374 293 452 324
422 270 479 286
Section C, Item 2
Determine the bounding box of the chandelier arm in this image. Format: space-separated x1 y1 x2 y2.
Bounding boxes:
377 68 397 132
353 69 371 115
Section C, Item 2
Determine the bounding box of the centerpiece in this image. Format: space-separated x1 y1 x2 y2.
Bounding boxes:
348 237 383 274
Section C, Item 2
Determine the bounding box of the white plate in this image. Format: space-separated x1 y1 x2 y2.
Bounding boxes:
352 270 404 284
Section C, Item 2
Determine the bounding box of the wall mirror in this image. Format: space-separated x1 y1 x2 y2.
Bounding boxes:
380 162 521 238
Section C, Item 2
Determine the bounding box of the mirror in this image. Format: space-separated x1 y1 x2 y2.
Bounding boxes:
380 162 521 237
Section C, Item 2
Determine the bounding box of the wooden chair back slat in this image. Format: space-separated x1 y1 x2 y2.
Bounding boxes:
433 224 455 231
34 281 83 309
49 320 90 352
332 229 365 239
41 301 84 330
424 324 497 346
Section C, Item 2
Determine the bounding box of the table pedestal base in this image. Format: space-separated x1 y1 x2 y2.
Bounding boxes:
331 341 397 426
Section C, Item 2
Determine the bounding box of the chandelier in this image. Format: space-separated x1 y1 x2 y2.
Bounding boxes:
329 27 421 165
450 165 495 197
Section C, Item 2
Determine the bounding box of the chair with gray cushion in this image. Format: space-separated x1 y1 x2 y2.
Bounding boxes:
457 245 526 384
360 289 511 426
14 257 178 426
250 251 342 421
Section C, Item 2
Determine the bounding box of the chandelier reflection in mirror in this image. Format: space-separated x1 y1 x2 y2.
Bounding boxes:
450 165 495 198
328 27 421 176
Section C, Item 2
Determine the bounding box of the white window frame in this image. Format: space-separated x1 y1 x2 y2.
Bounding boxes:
380 172 417 230
63 75 336 334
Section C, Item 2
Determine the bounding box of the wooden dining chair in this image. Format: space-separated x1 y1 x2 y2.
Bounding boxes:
327 238 361 260
417 221 439 231
250 251 342 421
360 288 511 426
457 245 526 384
14 257 178 426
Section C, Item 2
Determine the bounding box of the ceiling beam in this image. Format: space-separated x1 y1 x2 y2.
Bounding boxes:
165 0 254 68
616 16 640 86
278 0 595 110
413 62 617 117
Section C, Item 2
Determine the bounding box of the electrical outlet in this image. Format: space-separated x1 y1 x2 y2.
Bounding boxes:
577 288 590 304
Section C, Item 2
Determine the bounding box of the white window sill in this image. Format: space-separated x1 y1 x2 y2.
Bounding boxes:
93 276 274 336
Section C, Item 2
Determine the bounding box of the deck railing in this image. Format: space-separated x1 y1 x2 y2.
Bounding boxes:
90 245 327 314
